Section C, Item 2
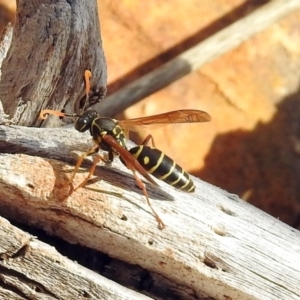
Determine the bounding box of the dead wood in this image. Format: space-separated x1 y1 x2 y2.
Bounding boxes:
0 216 153 300
0 124 300 300
0 0 107 127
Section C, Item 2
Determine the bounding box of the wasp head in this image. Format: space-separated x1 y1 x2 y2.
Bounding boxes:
75 110 99 132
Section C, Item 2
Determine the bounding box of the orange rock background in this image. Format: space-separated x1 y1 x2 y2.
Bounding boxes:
1 1 300 227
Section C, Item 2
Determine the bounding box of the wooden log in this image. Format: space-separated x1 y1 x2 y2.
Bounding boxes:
0 124 299 300
0 0 107 127
0 216 152 300
94 0 300 117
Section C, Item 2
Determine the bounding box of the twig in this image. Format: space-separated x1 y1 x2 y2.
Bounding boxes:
94 0 300 116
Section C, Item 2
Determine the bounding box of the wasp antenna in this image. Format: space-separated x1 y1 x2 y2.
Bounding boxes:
81 70 92 111
84 70 92 97
39 109 66 120
63 112 80 118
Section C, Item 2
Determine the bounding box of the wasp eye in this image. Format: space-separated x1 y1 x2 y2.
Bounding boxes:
75 110 98 132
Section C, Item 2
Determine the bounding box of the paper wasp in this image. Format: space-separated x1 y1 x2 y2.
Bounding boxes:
40 72 211 229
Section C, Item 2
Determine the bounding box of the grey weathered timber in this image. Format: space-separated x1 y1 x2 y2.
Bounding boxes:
0 217 152 300
0 0 107 127
0 124 299 300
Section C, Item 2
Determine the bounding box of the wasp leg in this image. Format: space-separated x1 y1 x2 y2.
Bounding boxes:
69 144 99 194
126 165 165 229
141 134 156 148
72 154 107 192
133 170 165 229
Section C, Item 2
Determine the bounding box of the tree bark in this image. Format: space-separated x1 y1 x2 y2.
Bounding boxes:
0 0 107 127
0 124 300 300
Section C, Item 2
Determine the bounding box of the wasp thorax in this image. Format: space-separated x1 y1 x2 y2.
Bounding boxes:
75 110 99 132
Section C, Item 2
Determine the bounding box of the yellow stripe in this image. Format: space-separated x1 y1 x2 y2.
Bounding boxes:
93 120 102 132
179 176 190 190
92 121 105 143
170 171 183 186
149 152 164 174
187 184 195 192
158 160 176 180
131 146 144 159
112 126 121 137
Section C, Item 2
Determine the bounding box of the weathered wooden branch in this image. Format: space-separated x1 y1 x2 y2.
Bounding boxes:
0 0 107 127
0 124 299 300
94 0 300 116
0 216 153 300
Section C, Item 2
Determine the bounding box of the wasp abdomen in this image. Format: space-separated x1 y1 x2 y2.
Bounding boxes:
129 146 195 192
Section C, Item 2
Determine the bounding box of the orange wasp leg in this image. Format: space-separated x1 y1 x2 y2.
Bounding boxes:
69 143 100 193
139 134 168 228
72 154 108 192
140 134 156 148
123 159 165 230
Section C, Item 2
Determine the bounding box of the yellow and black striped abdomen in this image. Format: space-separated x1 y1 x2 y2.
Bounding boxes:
129 146 195 192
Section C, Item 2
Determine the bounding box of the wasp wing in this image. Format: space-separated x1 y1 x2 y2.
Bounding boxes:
102 135 158 186
118 109 211 132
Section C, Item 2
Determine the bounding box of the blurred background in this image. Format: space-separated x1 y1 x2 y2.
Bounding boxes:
1 0 300 227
